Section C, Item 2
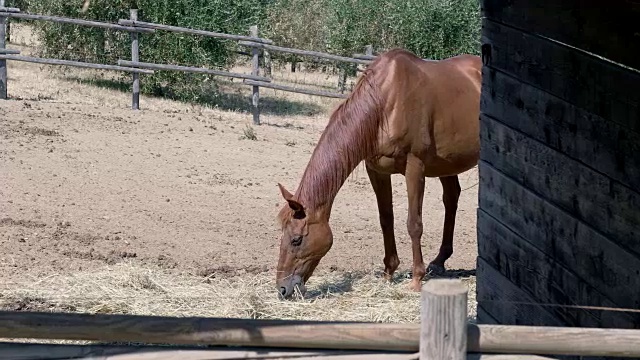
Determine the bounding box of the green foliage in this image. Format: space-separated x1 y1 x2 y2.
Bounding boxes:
22 0 270 99
323 0 480 59
11 0 480 103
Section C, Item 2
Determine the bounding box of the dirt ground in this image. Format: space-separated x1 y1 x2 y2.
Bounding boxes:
1 25 479 292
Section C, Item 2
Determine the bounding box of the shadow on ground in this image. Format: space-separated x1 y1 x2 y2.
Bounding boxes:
64 76 325 117
299 267 476 300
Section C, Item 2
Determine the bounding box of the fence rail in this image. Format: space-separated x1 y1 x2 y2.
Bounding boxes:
0 54 154 73
0 278 638 359
0 11 154 33
117 18 272 44
0 6 378 125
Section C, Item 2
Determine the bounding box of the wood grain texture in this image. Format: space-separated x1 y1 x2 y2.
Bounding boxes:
0 311 420 352
2 12 154 33
473 322 640 358
118 19 272 44
238 41 370 65
480 0 640 70
117 60 269 82
0 341 558 360
480 67 640 192
243 80 348 99
480 18 640 134
478 209 640 328
476 258 565 327
480 115 640 259
420 279 468 360
0 55 154 74
478 159 640 313
0 342 418 360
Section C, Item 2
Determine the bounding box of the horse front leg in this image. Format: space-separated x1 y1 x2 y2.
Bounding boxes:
427 175 461 276
405 155 426 292
365 164 399 282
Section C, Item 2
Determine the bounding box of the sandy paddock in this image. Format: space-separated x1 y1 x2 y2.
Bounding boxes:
0 24 479 323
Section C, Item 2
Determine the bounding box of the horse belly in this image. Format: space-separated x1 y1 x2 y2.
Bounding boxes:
366 155 407 175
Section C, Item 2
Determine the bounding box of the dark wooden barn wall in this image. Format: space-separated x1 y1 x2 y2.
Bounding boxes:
476 0 640 334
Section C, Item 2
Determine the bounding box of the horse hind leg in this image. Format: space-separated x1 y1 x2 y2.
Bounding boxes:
365 164 399 282
427 175 461 276
404 155 426 292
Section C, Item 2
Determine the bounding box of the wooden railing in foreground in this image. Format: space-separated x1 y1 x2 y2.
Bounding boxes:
1 279 640 360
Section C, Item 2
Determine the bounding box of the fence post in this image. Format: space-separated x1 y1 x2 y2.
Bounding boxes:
420 278 468 360
263 48 271 78
130 8 140 110
0 0 7 100
365 44 373 57
337 63 347 93
249 25 260 125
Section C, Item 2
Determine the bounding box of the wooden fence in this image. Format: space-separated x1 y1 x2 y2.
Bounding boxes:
1 278 640 359
0 4 377 125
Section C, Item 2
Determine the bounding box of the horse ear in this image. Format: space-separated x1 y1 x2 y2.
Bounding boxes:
278 183 306 217
278 183 294 201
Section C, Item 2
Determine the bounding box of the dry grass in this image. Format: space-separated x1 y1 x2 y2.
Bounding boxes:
0 262 477 324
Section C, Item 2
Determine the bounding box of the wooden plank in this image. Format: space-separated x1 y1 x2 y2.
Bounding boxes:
117 60 270 82
243 80 348 99
480 67 640 191
130 9 140 110
477 160 640 313
0 311 420 352
480 0 640 70
480 115 640 259
118 19 272 44
0 55 154 74
475 308 498 325
0 341 556 360
420 279 468 360
0 342 418 360
250 25 260 125
0 48 18 54
478 209 640 329
238 41 371 65
4 311 640 358
1 12 154 33
476 258 565 327
0 1 6 100
0 7 19 13
472 322 640 358
480 18 640 134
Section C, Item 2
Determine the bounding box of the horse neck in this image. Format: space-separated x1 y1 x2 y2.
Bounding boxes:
295 86 383 219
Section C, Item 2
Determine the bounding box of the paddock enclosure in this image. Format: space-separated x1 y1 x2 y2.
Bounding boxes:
3 0 640 359
0 5 479 320
476 0 640 334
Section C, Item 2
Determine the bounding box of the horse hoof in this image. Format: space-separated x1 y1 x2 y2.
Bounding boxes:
427 263 446 276
408 280 422 292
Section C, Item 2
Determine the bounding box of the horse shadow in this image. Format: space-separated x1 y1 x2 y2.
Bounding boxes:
300 267 476 300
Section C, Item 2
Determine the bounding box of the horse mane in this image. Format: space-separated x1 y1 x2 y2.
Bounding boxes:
278 54 390 225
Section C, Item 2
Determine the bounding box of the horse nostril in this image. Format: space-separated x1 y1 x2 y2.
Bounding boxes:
280 287 287 296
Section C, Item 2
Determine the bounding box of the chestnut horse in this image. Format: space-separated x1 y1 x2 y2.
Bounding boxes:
276 49 482 299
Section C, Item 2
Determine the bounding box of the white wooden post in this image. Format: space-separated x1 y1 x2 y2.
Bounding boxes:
250 25 260 125
130 8 140 110
0 0 7 100
420 279 468 360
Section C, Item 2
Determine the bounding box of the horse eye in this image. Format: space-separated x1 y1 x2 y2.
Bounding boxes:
291 235 303 246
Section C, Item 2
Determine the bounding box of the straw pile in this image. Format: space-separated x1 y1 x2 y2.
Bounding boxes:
0 262 477 324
